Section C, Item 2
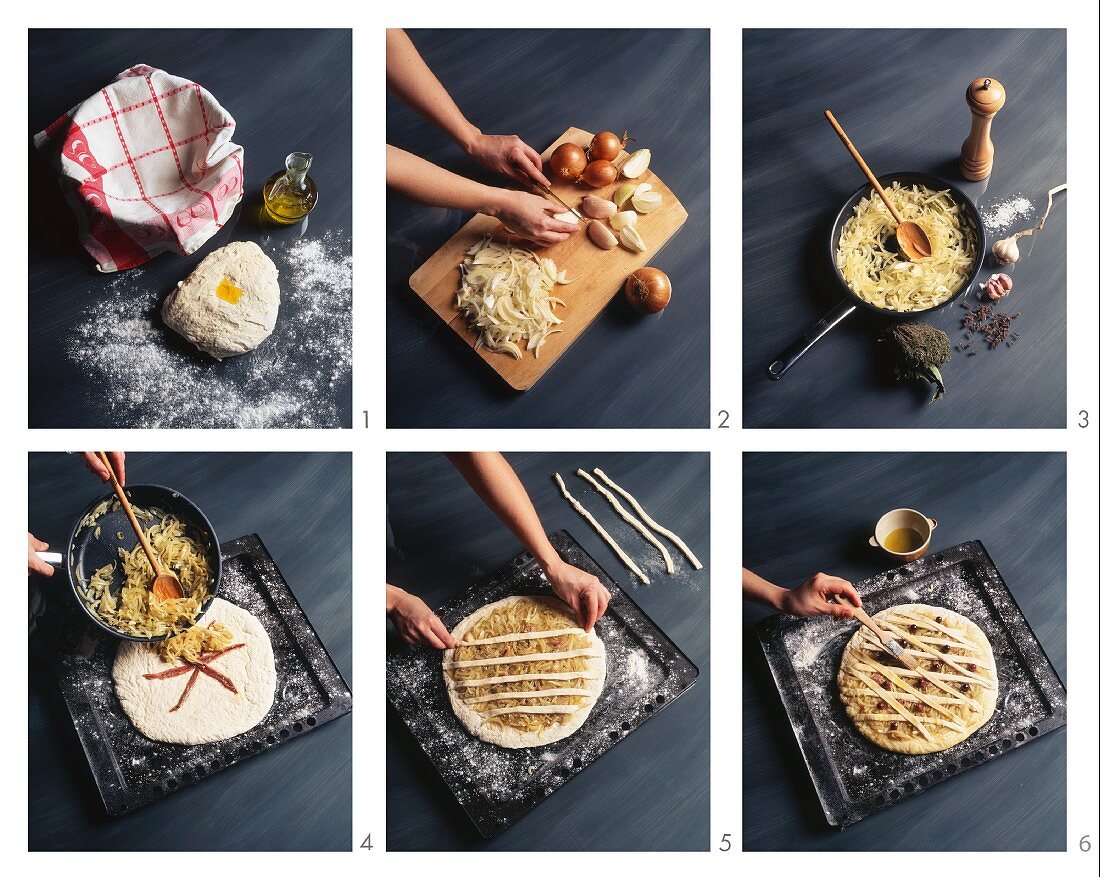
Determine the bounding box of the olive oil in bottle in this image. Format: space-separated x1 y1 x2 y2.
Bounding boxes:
262 152 318 224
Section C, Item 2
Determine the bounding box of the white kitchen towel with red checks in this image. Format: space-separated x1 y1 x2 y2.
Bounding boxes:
35 64 244 272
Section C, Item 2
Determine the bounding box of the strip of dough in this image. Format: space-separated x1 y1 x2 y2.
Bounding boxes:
461 688 593 704
443 646 602 669
576 468 674 573
555 473 651 585
452 671 602 689
478 705 580 718
593 467 703 570
459 628 586 647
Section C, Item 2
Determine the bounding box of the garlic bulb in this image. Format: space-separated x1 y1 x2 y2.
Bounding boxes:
992 236 1020 265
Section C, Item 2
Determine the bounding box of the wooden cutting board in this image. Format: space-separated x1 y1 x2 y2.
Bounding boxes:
408 127 689 391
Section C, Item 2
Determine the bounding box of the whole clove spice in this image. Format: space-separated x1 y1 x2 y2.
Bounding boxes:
959 300 1021 351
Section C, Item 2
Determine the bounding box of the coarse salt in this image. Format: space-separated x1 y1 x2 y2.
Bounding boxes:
981 195 1033 232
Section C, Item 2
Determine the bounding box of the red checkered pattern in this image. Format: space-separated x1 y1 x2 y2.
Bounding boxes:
35 64 244 272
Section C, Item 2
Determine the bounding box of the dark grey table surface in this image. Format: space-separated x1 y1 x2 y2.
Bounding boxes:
743 29 1066 428
28 452 352 851
28 29 353 429
386 29 710 429
742 451 1066 851
386 451 709 850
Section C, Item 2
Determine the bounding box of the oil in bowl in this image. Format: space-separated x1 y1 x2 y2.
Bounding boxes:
883 526 925 554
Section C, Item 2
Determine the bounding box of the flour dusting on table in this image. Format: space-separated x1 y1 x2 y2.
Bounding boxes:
67 231 351 428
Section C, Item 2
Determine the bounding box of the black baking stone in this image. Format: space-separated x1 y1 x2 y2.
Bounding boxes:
757 540 1066 828
386 529 700 839
37 534 353 816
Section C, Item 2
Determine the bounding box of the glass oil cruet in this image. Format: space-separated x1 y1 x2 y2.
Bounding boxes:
263 152 318 224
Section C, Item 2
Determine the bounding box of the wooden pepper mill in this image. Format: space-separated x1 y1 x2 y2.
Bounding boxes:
960 77 1006 181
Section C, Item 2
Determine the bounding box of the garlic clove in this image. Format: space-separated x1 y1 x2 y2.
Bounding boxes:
980 272 1013 301
581 195 617 219
587 221 618 250
553 211 579 225
633 183 653 196
621 148 651 179
619 225 647 253
610 210 638 230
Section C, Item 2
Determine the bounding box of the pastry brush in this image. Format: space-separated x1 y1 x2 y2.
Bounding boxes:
835 594 918 670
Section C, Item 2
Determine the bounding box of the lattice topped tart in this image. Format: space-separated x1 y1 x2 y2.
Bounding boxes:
443 595 606 748
838 603 998 754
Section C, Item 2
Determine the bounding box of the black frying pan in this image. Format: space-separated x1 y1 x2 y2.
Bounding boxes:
43 484 221 642
766 171 986 380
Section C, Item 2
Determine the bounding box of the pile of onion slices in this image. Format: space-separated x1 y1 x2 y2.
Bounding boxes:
456 235 573 359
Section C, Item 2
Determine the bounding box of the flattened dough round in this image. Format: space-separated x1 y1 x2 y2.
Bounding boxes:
113 598 276 744
838 603 997 755
162 240 280 360
443 595 606 748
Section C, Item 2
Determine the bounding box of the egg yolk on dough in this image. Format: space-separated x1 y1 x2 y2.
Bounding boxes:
216 277 244 304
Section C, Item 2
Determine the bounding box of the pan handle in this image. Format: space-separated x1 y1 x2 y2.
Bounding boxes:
766 301 857 380
36 551 63 567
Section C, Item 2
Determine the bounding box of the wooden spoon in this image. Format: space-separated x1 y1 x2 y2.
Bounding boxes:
95 452 184 601
824 110 933 261
834 593 918 671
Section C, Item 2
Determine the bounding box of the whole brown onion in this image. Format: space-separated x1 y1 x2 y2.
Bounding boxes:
625 267 672 314
550 142 587 182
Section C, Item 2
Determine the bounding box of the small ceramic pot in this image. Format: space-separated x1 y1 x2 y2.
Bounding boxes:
869 508 938 562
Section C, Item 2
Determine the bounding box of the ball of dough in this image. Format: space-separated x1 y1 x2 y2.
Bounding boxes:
162 241 280 360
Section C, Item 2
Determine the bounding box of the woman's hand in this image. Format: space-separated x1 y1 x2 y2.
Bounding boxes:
82 452 125 486
780 572 862 618
544 559 610 631
466 133 551 188
387 585 456 650
28 533 54 577
490 189 577 247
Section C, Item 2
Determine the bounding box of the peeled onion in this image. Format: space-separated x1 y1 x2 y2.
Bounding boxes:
625 267 671 314
581 159 617 188
589 130 626 162
550 143 587 182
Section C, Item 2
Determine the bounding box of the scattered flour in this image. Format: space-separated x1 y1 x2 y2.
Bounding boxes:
67 231 351 428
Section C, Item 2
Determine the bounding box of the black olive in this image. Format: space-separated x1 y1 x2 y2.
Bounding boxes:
961 683 972 692
935 615 943 624
889 721 899 731
876 700 886 710
908 624 918 634
899 639 909 649
940 644 951 653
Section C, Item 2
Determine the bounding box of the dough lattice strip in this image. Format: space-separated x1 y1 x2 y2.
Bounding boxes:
461 687 593 704
458 627 586 647
554 473 650 584
862 659 972 720
851 667 939 740
576 468 675 573
451 670 601 689
478 705 581 718
443 646 602 670
592 468 702 570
